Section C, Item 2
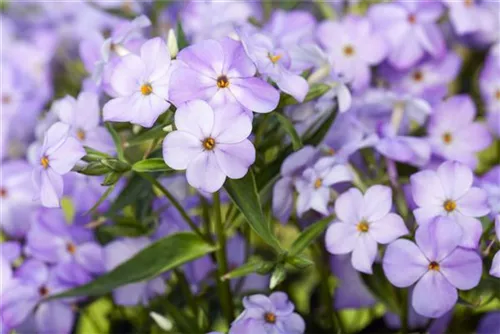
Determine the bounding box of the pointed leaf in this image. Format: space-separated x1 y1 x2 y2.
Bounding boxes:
49 232 217 299
274 113 303 151
290 215 333 256
132 158 173 173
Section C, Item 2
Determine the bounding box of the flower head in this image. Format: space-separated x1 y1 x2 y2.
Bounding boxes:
411 161 490 248
326 185 408 274
163 100 255 193
383 217 482 318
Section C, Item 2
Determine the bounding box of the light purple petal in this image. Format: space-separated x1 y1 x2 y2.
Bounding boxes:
334 188 363 225
35 302 74 334
325 222 358 254
186 152 226 193
49 137 85 175
456 187 490 217
54 96 77 126
176 39 223 78
75 242 105 275
412 271 457 318
455 123 492 152
410 170 445 208
43 122 70 156
280 146 318 176
0 283 38 328
219 37 256 78
280 313 306 334
362 185 392 222
110 54 144 96
113 282 147 306
168 66 218 106
321 164 352 186
211 104 252 144
383 239 428 287
174 100 214 139
413 206 444 226
275 70 309 103
351 233 377 274
40 169 63 208
415 217 462 262
140 37 171 81
242 294 273 312
103 95 138 123
440 247 482 290
369 213 408 244
230 77 280 113
162 131 203 170
75 92 100 130
490 251 500 278
389 32 424 69
453 215 482 249
269 292 294 315
415 24 445 58
214 141 255 179
272 177 294 223
436 161 473 200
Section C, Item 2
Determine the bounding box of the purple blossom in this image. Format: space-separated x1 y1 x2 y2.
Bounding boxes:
383 217 482 318
490 215 500 277
427 95 492 168
272 146 320 222
326 185 408 274
477 166 500 216
369 1 445 69
0 260 76 333
263 10 316 49
477 311 500 334
103 37 172 127
317 15 387 92
480 51 500 114
411 161 490 248
237 28 309 102
0 160 37 238
104 237 166 306
230 292 305 334
54 92 114 153
169 38 280 113
444 0 497 36
163 100 255 193
295 159 352 217
30 122 86 208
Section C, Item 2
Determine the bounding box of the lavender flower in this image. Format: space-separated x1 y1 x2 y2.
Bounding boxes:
230 292 305 334
478 166 500 216
295 159 352 217
383 217 482 318
30 122 86 208
54 92 114 153
103 37 172 127
163 100 255 193
427 95 492 168
477 312 500 334
410 160 490 248
480 51 500 114
369 1 445 69
169 38 280 113
105 237 166 306
490 215 500 278
317 15 387 92
444 0 496 36
326 185 408 274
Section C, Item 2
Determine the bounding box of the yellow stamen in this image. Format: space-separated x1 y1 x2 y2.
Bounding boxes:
408 14 417 24
2 94 11 104
442 132 453 144
203 137 216 150
495 89 500 101
269 53 282 64
464 0 474 7
343 45 355 57
357 221 369 233
443 200 456 213
66 243 77 255
412 70 424 82
314 178 322 189
140 83 153 96
0 188 7 198
217 75 230 88
39 286 49 297
76 129 86 141
428 261 440 271
264 312 276 324
41 156 50 169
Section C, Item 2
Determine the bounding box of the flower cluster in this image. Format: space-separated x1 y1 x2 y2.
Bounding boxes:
1 1 499 333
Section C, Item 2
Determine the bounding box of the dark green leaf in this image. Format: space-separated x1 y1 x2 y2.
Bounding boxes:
50 232 217 299
85 184 116 215
274 113 303 151
127 123 168 147
225 171 282 252
132 158 173 173
107 174 152 214
289 215 333 256
82 147 113 162
278 84 331 108
286 255 313 269
222 259 272 281
76 161 110 176
100 159 130 172
99 216 152 237
105 122 126 161
101 172 122 186
176 21 189 50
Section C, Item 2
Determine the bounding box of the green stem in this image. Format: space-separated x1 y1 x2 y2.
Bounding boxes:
213 192 235 324
139 173 208 243
400 288 409 334
175 269 198 316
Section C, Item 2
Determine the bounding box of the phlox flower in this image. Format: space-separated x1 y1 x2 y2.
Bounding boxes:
411 160 490 248
325 185 408 274
30 122 86 208
103 37 172 127
169 38 280 113
383 217 482 318
163 100 255 193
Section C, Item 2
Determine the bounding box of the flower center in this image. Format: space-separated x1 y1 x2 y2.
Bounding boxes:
343 44 355 57
443 200 456 212
357 221 369 233
412 70 424 82
66 242 77 255
268 53 282 64
495 89 500 101
203 137 216 150
408 14 417 24
76 128 86 141
2 94 11 104
428 261 440 271
0 187 7 198
39 285 49 297
442 132 453 145
464 0 474 7
216 75 230 88
40 156 50 169
264 312 276 324
140 83 153 96
314 178 322 189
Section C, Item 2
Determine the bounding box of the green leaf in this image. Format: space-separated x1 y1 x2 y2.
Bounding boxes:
76 161 110 176
269 264 286 290
278 84 330 108
50 232 217 299
82 147 113 162
176 21 189 50
286 255 313 269
99 216 153 237
289 215 333 256
132 158 173 173
100 159 130 172
222 258 273 281
127 123 169 147
225 171 282 252
274 113 302 151
105 122 126 161
76 298 112 334
101 172 121 186
107 174 152 214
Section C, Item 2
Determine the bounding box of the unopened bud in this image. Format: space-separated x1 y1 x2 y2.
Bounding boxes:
167 29 178 58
